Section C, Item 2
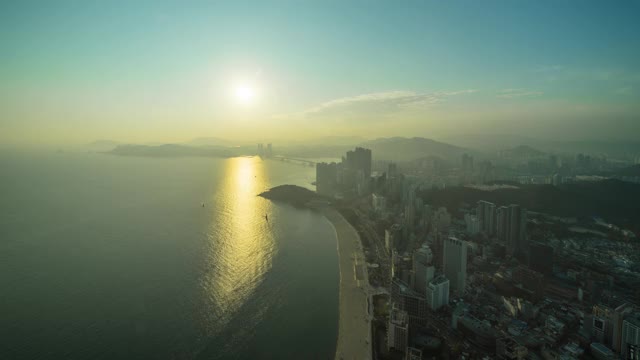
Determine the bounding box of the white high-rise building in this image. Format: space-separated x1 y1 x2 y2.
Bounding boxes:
443 237 467 293
426 275 449 310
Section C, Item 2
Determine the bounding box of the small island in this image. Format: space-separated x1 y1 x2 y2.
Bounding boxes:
258 184 331 208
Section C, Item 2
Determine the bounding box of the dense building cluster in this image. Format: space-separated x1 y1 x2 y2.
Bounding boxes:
317 147 640 360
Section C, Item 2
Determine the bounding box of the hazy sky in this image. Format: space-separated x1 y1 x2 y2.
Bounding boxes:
1 0 639 145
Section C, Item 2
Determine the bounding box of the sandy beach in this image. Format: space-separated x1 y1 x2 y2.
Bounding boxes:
323 208 371 360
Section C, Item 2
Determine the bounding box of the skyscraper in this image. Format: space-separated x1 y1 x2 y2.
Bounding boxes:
496 206 508 241
613 303 634 353
476 200 496 236
497 205 528 257
622 313 640 360
412 244 434 295
316 162 338 196
506 205 527 257
443 237 467 293
426 275 450 310
345 147 372 179
387 306 409 351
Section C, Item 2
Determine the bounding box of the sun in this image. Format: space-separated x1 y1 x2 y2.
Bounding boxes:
234 85 255 105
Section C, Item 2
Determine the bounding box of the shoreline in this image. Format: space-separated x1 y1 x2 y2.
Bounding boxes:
322 208 371 360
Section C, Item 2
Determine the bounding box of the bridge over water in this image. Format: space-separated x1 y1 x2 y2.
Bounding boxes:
273 155 317 166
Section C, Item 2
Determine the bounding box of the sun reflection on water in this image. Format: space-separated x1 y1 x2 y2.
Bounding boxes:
201 156 275 328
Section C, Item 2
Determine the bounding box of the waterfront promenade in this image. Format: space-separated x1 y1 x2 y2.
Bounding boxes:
323 208 371 360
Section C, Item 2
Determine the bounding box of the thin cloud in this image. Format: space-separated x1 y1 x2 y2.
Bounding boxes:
303 89 477 116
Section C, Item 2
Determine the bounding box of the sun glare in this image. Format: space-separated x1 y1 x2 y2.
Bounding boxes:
234 85 255 105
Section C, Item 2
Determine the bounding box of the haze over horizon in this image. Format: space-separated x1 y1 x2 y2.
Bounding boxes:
2 1 640 146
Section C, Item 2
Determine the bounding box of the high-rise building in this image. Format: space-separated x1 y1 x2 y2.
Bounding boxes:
622 313 640 360
391 279 428 326
412 244 434 295
345 147 372 179
496 206 508 241
387 306 409 351
443 237 467 293
509 205 527 257
476 200 496 235
340 147 372 195
465 214 480 235
316 162 337 196
388 162 398 179
497 204 528 257
613 303 635 353
426 275 449 310
593 305 614 346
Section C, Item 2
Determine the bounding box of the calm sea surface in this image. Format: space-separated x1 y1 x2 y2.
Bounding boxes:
0 151 339 359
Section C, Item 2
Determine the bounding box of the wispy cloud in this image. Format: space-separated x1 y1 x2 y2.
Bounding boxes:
497 88 543 99
301 89 477 116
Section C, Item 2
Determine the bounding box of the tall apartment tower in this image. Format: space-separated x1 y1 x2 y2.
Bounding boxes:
496 206 508 241
497 205 527 257
315 162 337 196
622 313 640 360
507 205 527 257
476 200 496 236
412 244 435 295
426 275 450 310
443 237 467 293
387 306 409 351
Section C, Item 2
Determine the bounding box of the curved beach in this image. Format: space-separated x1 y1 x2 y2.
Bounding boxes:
323 208 371 360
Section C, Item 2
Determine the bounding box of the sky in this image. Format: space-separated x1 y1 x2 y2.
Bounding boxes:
1 0 639 146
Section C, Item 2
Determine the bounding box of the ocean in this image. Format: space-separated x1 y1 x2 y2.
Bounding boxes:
0 151 339 359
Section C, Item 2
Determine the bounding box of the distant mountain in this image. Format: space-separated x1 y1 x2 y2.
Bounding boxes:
85 140 121 152
310 136 368 146
109 144 238 157
443 134 640 158
186 137 236 147
360 137 471 162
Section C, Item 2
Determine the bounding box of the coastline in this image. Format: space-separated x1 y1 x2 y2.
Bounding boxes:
322 208 372 360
